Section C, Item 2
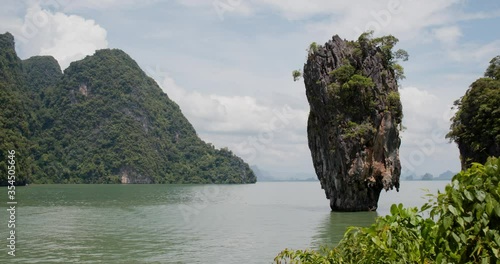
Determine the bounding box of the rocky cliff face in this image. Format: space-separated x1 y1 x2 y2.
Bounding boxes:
304 35 402 211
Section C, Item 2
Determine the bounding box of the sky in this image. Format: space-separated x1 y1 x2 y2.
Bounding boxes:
1 0 499 179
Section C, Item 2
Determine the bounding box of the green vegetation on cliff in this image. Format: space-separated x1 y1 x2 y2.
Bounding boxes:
447 55 500 169
276 157 500 263
0 32 256 185
302 32 405 211
306 32 406 142
0 33 33 185
342 32 406 125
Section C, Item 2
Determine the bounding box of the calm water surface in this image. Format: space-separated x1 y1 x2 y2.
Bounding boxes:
0 181 448 263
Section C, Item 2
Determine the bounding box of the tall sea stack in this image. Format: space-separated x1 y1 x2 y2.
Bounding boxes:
304 33 404 211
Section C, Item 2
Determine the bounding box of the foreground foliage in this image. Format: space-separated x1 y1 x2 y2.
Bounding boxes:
275 157 500 263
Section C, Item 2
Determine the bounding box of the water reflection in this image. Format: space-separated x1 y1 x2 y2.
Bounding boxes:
13 184 210 207
310 211 378 248
309 181 450 250
0 182 447 263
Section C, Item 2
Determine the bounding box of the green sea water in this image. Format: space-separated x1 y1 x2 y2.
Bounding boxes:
0 181 447 263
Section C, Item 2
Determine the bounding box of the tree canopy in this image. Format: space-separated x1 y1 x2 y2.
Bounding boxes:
485 55 500 80
447 55 500 169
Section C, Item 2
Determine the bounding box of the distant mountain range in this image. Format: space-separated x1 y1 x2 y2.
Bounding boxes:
251 166 318 182
253 166 457 182
402 170 457 181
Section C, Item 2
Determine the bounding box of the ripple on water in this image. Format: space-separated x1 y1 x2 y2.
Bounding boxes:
0 182 447 263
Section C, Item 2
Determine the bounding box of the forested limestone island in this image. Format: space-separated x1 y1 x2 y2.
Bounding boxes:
447 55 500 169
296 32 406 212
0 32 256 185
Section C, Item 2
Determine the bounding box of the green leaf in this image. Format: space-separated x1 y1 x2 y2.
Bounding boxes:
390 204 398 215
463 215 473 223
448 205 459 216
456 217 465 228
459 233 467 243
485 196 494 215
443 216 452 230
492 248 499 258
494 233 500 247
420 202 432 212
476 190 486 202
436 253 444 263
463 189 473 201
371 236 381 246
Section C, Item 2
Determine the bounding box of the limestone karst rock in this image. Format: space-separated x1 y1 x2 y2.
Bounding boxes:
304 34 403 211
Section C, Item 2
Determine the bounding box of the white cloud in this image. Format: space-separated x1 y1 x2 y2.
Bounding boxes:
176 0 254 19
251 0 461 41
153 73 310 171
458 10 500 20
399 87 448 136
446 39 500 62
252 0 347 20
52 0 159 12
0 3 107 69
400 86 454 144
157 73 307 134
171 0 465 41
432 25 462 46
399 86 460 175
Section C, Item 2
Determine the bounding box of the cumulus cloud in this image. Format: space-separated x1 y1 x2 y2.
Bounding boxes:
152 72 309 170
446 40 500 62
0 3 107 69
432 25 462 46
175 0 462 40
399 86 460 175
400 86 450 136
157 73 307 134
251 0 461 41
